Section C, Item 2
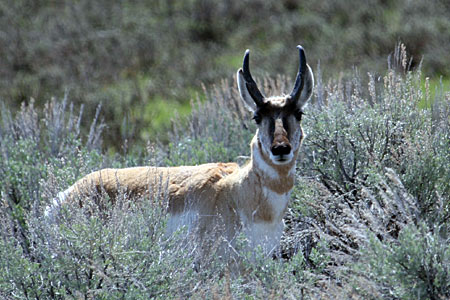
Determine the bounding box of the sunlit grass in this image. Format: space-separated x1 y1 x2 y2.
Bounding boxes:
419 75 450 109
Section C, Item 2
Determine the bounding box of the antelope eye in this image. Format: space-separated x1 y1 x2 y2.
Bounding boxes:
252 113 262 124
294 109 303 121
268 117 275 135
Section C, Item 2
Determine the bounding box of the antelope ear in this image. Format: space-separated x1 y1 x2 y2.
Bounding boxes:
296 64 314 109
237 68 257 112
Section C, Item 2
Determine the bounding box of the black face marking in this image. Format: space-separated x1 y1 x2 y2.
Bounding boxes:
282 116 290 134
268 117 275 137
252 112 262 124
253 102 303 144
254 105 298 121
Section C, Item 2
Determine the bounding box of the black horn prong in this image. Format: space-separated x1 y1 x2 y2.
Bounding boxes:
242 49 252 81
289 45 307 103
242 49 265 106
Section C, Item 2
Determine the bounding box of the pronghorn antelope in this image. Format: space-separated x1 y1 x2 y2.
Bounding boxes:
46 45 314 257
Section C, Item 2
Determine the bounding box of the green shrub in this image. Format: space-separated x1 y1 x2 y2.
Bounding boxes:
287 45 449 299
360 222 449 299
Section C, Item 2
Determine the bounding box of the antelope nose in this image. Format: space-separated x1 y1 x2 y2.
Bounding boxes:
271 143 291 156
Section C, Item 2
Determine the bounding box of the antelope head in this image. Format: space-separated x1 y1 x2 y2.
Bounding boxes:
237 45 314 166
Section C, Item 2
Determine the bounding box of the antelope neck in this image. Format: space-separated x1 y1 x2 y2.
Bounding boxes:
247 135 296 195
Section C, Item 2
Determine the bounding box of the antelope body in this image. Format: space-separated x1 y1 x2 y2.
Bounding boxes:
46 46 314 257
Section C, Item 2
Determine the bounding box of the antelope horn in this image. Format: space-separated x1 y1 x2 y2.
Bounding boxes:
242 49 265 106
289 45 307 104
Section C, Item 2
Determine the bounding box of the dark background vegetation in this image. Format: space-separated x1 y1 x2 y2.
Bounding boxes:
0 1 449 299
1 0 449 149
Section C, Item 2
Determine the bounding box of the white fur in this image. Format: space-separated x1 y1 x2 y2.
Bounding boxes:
44 185 75 222
238 188 290 256
264 187 291 219
297 65 315 109
244 220 284 255
269 152 294 165
166 210 199 235
252 140 279 180
268 96 287 107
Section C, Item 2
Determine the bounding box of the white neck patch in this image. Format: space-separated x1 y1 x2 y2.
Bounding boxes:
252 140 279 180
252 139 296 180
263 187 291 220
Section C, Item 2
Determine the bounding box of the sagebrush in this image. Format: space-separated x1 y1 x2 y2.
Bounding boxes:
0 45 449 299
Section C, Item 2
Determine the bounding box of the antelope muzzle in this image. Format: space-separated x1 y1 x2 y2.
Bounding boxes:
270 119 292 162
